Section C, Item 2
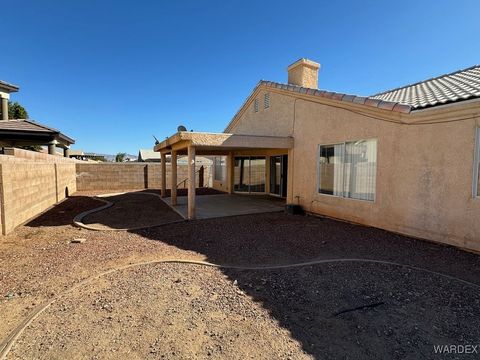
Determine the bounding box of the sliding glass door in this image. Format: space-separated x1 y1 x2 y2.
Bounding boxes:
234 156 266 193
270 155 288 197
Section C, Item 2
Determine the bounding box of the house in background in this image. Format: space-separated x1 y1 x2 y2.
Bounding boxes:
69 150 106 162
138 149 161 162
155 59 480 253
0 80 75 156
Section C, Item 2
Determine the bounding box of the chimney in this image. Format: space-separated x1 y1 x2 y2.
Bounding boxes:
287 58 320 89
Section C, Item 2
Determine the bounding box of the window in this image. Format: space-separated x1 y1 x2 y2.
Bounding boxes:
474 128 480 197
234 156 266 193
214 156 226 181
254 98 259 112
264 93 270 109
318 139 377 201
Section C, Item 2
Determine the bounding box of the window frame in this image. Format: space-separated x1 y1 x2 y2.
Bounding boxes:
316 139 378 202
214 156 226 182
473 127 480 198
254 98 259 112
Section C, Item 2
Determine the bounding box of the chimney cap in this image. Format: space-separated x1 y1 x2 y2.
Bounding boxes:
287 58 320 71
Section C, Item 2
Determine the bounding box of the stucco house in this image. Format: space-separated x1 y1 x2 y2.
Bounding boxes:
155 59 480 253
0 79 75 156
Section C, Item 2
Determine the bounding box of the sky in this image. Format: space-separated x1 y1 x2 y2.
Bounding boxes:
2 0 479 155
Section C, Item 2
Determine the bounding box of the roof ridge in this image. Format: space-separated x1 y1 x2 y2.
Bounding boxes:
23 119 61 133
372 64 480 97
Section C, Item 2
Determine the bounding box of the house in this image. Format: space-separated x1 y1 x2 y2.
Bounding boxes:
138 149 162 162
155 59 480 252
0 80 75 156
69 150 106 162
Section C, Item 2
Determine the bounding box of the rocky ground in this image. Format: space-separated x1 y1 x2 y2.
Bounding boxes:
1 191 480 359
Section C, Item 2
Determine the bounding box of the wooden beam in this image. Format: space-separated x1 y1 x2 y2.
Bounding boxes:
171 150 177 206
227 151 234 194
161 152 167 198
187 145 196 219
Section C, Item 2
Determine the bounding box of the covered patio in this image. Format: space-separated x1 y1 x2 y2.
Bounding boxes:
154 131 294 219
163 193 285 219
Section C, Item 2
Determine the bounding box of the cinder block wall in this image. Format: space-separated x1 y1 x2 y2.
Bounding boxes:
0 149 212 234
0 155 77 234
76 163 212 191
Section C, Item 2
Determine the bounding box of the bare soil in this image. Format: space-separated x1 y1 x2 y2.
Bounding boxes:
1 191 480 359
82 192 183 229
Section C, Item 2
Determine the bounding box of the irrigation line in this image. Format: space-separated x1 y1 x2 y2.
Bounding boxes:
1 257 480 359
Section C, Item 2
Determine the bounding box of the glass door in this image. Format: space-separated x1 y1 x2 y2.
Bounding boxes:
269 155 288 197
234 156 266 193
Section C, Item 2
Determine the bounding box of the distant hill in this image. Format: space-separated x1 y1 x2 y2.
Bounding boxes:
98 153 138 162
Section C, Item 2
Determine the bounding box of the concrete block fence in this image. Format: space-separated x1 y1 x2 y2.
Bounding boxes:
0 150 212 234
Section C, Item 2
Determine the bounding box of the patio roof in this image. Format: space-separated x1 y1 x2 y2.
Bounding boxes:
154 131 293 154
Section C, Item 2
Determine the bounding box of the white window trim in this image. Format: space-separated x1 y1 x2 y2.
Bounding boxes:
473 127 480 198
316 139 378 202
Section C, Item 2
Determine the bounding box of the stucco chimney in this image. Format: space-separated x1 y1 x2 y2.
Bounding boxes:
287 58 320 89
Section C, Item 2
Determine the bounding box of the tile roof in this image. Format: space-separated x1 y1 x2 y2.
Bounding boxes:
255 65 480 117
0 119 75 144
259 81 412 113
0 119 60 133
139 149 161 161
371 65 480 110
0 80 19 92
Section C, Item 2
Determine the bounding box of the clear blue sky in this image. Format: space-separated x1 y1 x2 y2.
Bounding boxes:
2 0 479 154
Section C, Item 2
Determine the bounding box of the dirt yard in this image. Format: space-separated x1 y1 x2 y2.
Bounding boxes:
1 191 480 359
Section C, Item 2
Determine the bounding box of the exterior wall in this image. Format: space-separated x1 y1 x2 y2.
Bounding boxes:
226 88 480 252
228 90 295 137
2 147 75 163
76 163 212 191
290 99 480 252
0 152 77 234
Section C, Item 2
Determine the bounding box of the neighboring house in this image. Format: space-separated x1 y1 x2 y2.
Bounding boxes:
138 149 161 162
69 150 106 162
0 80 75 156
155 58 480 253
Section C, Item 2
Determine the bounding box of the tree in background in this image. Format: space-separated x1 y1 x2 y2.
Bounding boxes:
8 102 29 119
6 102 40 151
115 152 126 162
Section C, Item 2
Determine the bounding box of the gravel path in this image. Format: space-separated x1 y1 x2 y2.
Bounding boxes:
1 192 480 359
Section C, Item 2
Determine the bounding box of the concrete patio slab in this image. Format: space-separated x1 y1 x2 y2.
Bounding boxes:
163 194 285 219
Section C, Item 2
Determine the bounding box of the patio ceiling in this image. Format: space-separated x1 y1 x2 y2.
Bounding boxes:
154 131 293 155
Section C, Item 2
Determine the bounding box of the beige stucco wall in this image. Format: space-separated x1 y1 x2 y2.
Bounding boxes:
0 156 77 234
76 163 212 191
291 99 480 252
226 86 480 252
228 90 296 137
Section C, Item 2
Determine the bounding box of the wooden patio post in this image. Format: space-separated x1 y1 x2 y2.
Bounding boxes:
161 152 167 198
171 150 178 206
227 151 234 194
187 145 196 219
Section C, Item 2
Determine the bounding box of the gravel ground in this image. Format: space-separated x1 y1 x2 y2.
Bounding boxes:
1 191 480 359
82 193 183 229
7 262 480 360
9 263 310 360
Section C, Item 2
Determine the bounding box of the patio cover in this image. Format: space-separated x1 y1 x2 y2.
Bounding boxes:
153 131 293 219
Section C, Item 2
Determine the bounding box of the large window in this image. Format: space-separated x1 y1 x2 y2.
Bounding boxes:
318 139 377 201
214 156 226 181
475 128 480 197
